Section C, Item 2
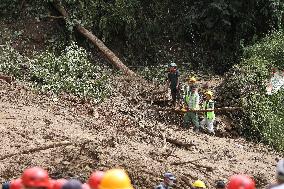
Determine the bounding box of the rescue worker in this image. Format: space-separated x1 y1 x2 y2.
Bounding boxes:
200 90 215 135
98 169 134 189
268 159 284 189
191 180 206 189
182 76 197 107
21 167 52 189
88 171 105 189
215 180 225 189
183 84 200 131
62 180 82 189
52 179 67 189
166 63 180 108
227 175 255 189
155 172 176 189
10 179 23 189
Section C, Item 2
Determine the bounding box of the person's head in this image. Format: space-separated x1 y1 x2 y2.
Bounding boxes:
227 175 255 189
192 180 206 189
215 180 225 189
169 63 177 72
205 91 213 100
191 85 198 92
21 167 51 189
88 171 105 189
98 169 134 189
276 159 284 184
163 173 176 187
188 77 197 84
62 180 82 189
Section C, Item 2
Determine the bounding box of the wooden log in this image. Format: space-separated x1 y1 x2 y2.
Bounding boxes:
0 141 72 161
51 0 136 76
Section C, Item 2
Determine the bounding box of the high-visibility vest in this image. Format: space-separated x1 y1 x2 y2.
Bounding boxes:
203 99 215 119
188 92 200 110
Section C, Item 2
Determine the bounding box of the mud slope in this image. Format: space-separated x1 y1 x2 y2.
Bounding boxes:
0 78 281 189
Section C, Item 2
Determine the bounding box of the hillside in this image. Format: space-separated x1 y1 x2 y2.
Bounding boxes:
0 78 281 189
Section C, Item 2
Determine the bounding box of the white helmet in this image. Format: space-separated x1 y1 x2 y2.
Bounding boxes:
276 159 284 180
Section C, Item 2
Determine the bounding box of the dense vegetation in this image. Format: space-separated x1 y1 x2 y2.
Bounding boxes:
0 42 110 102
218 31 284 151
1 0 284 72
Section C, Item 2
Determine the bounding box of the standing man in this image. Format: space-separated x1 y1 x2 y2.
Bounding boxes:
200 90 215 135
183 76 197 107
155 173 176 189
183 85 200 131
166 63 180 108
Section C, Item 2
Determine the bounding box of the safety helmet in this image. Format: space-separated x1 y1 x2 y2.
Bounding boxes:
227 175 255 189
88 171 105 189
52 179 67 189
188 76 197 83
276 159 284 180
192 180 206 188
10 179 23 189
21 167 51 188
62 180 82 189
170 63 177 67
205 90 213 97
216 180 225 189
164 172 176 181
82 184 90 189
98 169 134 189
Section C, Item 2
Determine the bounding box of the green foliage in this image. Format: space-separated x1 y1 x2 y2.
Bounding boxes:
218 31 284 151
0 42 110 102
2 0 283 72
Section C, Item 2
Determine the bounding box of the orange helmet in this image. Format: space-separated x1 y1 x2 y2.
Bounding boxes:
52 179 67 189
21 167 51 188
227 175 255 189
88 171 105 189
99 169 134 189
10 179 23 189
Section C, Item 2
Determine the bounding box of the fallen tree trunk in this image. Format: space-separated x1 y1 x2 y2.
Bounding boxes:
0 141 72 161
51 0 136 76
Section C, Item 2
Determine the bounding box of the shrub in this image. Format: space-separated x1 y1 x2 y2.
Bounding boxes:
0 42 110 102
218 31 284 151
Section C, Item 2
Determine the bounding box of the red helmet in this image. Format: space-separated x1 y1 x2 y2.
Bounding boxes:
227 175 255 189
82 183 90 189
21 167 51 188
88 171 105 189
52 179 67 189
10 179 23 189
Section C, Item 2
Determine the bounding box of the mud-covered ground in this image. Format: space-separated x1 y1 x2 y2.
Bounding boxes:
0 77 281 189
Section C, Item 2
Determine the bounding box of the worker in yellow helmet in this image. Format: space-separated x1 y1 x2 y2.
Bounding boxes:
191 180 206 189
183 76 197 106
200 90 215 135
98 169 134 189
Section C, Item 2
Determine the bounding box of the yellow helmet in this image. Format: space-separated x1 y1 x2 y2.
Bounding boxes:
99 169 134 189
205 90 213 97
192 180 206 188
188 76 197 83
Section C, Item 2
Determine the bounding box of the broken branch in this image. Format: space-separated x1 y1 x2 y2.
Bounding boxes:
0 141 72 161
